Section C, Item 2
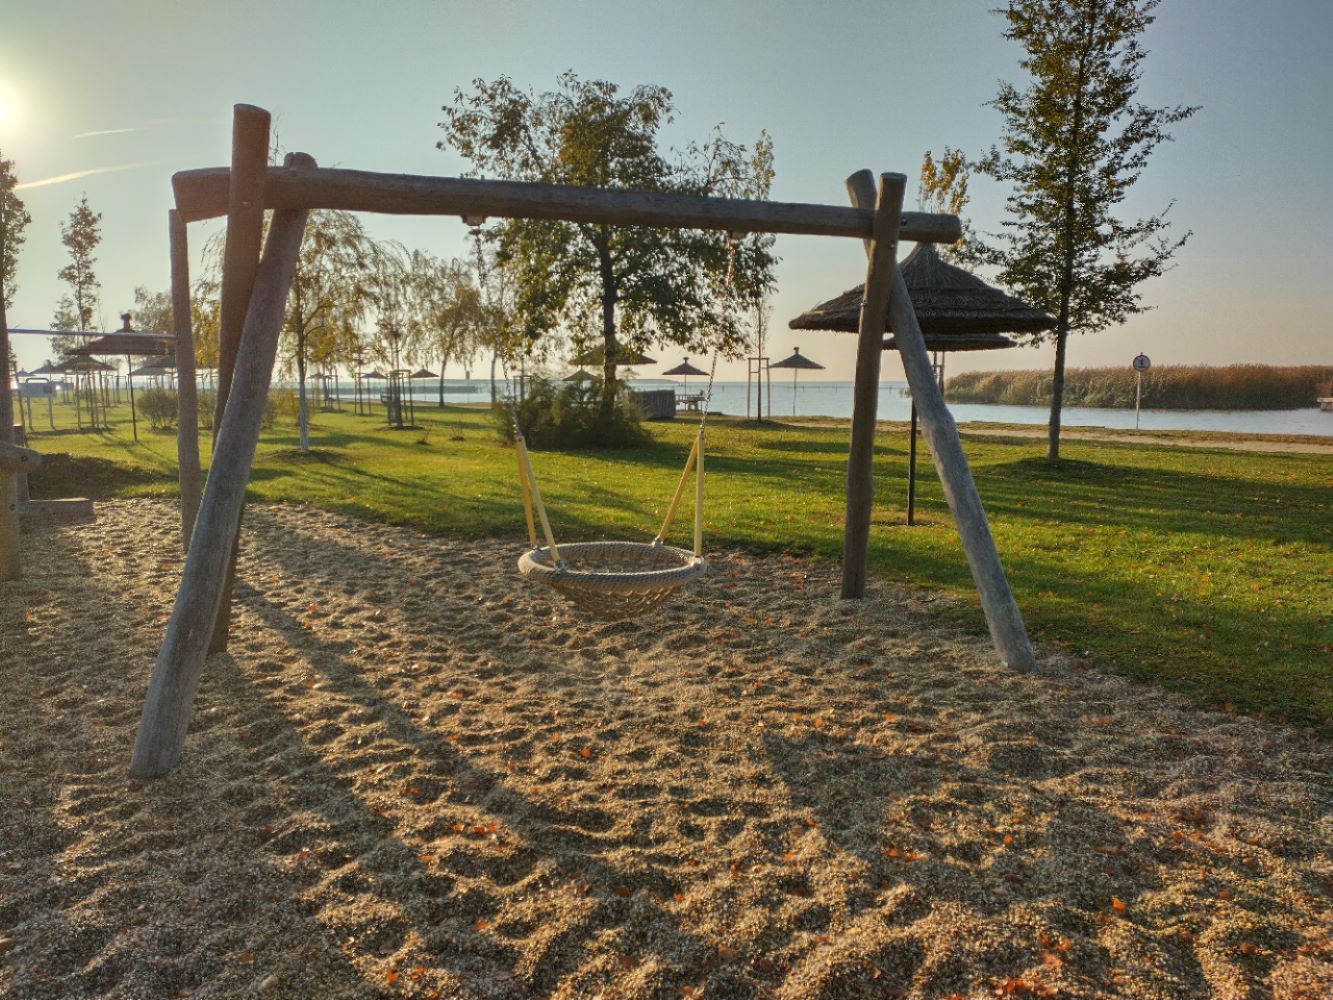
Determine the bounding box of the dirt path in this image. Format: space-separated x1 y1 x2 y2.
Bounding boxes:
956 424 1333 455
787 418 1333 455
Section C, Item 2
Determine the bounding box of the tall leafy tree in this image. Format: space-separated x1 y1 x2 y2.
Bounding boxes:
0 155 30 315
56 194 102 337
1 153 32 441
398 251 485 405
975 0 1198 460
131 286 173 335
439 72 777 417
917 147 975 263
199 212 397 449
286 212 398 450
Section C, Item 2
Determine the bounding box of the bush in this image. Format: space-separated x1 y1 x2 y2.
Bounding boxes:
493 377 651 449
137 388 178 430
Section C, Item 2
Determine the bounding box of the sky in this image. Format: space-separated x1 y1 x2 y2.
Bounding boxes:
2 0 1331 383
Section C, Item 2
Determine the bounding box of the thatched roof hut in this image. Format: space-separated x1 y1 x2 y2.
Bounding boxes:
788 243 1055 348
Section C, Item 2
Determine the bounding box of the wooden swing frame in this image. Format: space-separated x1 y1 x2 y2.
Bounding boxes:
130 104 1035 779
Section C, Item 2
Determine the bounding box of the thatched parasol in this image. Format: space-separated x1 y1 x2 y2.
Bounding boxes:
662 358 708 378
789 243 1054 524
410 367 438 380
662 357 708 392
788 242 1055 346
563 368 598 382
27 361 69 376
769 347 825 416
568 346 656 367
67 315 176 442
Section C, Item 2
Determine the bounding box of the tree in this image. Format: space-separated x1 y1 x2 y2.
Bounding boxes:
975 0 1198 460
917 148 975 263
439 72 777 421
57 194 103 336
1 153 32 444
199 211 397 449
131 286 173 335
1 154 30 315
398 251 485 405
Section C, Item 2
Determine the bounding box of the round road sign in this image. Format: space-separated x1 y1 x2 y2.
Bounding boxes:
1132 353 1151 372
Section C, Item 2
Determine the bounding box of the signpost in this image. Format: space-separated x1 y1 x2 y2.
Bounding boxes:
1132 353 1151 428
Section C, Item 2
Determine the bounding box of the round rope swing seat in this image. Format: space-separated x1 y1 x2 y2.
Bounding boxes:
518 541 706 619
502 231 741 622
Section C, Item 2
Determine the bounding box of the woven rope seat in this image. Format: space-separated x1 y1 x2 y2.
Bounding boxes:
518 541 706 619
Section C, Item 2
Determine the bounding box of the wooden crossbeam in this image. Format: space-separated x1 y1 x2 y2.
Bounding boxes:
171 164 963 244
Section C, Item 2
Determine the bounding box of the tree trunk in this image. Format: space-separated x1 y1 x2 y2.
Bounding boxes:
1048 326 1068 461
1048 11 1096 463
438 357 445 407
596 231 619 423
297 328 309 452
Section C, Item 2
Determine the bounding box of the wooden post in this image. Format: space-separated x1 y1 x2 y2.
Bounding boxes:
888 269 1036 668
170 209 202 551
841 172 904 598
845 171 1037 671
130 198 310 779
210 104 270 653
12 425 30 504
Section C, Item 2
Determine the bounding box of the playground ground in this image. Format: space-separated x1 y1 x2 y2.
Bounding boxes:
1 500 1329 999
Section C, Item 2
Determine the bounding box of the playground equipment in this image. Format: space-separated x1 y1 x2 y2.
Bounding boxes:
131 104 1036 779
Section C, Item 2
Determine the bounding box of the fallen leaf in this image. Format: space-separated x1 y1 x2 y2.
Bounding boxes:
613 885 632 897
1111 897 1127 913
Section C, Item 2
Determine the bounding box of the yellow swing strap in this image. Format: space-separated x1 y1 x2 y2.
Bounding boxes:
515 432 562 565
654 427 705 557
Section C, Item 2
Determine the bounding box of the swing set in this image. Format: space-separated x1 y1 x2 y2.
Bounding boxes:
130 104 1036 779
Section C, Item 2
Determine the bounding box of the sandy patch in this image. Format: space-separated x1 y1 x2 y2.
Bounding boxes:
1 500 1329 999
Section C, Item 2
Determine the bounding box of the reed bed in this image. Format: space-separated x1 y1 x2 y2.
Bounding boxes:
946 365 1333 411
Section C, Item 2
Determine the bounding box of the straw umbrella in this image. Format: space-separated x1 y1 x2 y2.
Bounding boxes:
768 347 825 416
790 243 1054 523
69 314 174 442
568 346 656 368
662 356 708 390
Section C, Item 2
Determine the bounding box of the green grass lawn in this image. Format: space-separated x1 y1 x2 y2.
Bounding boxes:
21 396 1333 733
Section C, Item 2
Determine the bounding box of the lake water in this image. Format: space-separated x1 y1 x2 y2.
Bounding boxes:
339 378 1333 438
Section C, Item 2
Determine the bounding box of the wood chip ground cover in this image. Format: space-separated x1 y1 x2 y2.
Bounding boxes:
0 501 1329 998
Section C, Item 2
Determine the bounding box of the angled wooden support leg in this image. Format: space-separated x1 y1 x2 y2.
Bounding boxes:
170 209 202 551
841 171 905 598
845 173 1038 672
130 195 311 779
886 267 1035 669
208 104 271 653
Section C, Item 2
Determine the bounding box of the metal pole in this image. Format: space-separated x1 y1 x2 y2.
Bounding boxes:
907 402 918 526
1135 371 1142 429
126 353 139 443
